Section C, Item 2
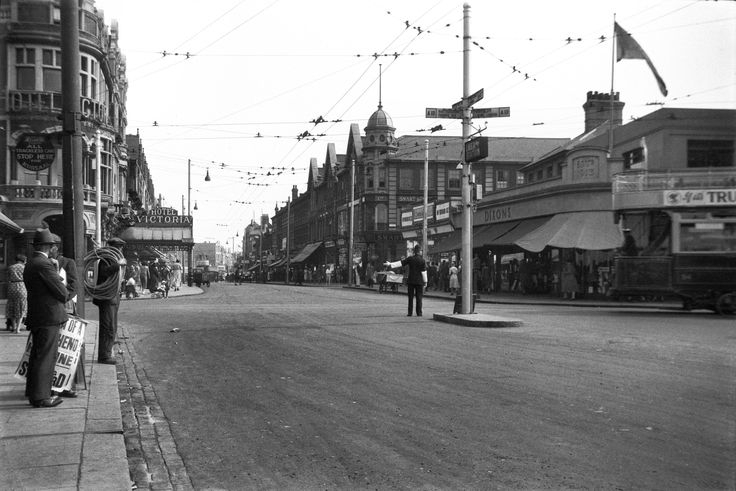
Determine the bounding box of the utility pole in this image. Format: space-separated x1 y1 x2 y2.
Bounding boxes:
423 139 429 253
286 198 291 285
61 0 86 317
460 3 473 314
348 159 355 286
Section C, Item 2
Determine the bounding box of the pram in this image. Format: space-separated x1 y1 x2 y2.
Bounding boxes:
150 280 170 299
376 271 404 293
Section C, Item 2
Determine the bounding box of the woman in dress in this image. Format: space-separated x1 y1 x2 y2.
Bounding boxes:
6 254 28 333
448 261 459 296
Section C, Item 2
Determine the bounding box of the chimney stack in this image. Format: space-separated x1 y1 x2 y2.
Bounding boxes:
583 91 624 133
291 184 298 202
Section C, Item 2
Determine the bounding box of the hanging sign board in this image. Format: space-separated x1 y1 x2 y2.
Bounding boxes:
465 137 489 162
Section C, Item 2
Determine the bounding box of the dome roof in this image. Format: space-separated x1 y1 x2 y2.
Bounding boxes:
366 105 394 130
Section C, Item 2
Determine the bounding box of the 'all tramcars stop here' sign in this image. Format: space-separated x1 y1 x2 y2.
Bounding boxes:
15 134 57 172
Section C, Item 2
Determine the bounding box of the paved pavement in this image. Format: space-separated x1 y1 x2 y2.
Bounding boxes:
0 285 202 491
0 281 682 490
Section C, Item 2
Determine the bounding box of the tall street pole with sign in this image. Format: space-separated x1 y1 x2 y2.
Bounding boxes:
61 0 86 317
425 4 510 313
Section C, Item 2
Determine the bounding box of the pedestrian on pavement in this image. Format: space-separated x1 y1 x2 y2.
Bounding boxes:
6 254 27 333
23 228 73 408
49 233 82 398
92 237 126 365
385 244 427 317
561 258 578 300
171 259 183 291
139 260 150 294
449 261 459 296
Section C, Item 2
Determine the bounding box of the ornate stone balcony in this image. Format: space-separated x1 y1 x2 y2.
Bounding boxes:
0 184 101 203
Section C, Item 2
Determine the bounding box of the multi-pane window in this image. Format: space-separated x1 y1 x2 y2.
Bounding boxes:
17 2 50 22
81 11 98 36
447 169 461 189
378 167 386 188
497 170 508 190
419 167 437 190
42 49 62 92
366 166 374 189
16 48 36 90
623 147 645 169
100 137 113 195
687 140 734 168
80 55 98 99
376 204 388 229
516 171 525 186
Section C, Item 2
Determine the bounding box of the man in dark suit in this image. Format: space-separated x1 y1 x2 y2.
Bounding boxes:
386 244 427 317
23 228 73 408
92 237 126 364
50 233 82 398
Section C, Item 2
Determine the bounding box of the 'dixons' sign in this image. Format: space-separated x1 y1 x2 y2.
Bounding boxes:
15 134 56 171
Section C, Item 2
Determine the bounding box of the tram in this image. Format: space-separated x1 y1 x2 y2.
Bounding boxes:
610 169 736 314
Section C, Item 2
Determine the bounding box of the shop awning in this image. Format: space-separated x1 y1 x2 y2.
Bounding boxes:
247 262 261 272
269 258 287 268
291 242 322 263
483 217 550 248
514 211 623 252
0 211 23 234
429 230 463 254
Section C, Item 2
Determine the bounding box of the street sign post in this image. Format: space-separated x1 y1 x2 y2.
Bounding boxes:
472 106 510 119
425 107 463 119
452 88 484 110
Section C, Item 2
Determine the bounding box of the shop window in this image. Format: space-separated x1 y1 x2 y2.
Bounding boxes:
100 137 113 195
687 140 734 168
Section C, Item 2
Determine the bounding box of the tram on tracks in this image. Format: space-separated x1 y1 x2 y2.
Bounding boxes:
611 169 736 315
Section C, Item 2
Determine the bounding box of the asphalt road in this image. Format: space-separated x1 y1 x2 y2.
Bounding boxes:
114 283 735 490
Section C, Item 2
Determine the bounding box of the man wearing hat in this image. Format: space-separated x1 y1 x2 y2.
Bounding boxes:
93 237 126 364
23 228 75 408
621 228 638 257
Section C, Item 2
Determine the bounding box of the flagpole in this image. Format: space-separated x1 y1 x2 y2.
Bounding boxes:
609 14 616 157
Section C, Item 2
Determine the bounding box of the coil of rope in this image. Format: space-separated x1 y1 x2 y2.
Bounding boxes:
83 247 125 301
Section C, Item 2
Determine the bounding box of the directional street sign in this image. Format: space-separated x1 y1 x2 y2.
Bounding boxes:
425 107 463 119
472 106 510 118
451 88 484 110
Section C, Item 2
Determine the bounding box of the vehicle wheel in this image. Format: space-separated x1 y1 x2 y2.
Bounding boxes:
716 293 736 316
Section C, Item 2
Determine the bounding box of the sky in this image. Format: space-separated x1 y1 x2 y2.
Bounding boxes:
92 0 736 248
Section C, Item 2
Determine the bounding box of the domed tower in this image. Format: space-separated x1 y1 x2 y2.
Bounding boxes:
363 70 398 159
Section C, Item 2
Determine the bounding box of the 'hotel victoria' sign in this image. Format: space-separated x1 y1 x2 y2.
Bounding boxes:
132 207 194 227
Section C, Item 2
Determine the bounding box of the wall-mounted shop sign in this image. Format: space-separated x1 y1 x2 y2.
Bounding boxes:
132 207 193 227
15 134 56 171
664 189 736 207
413 203 435 223
401 211 413 228
482 206 512 223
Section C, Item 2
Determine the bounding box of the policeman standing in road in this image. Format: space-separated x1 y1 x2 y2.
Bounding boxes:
385 244 427 317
